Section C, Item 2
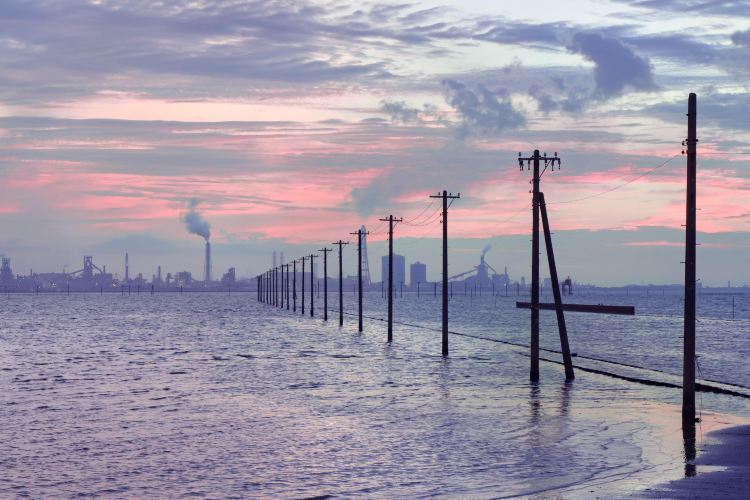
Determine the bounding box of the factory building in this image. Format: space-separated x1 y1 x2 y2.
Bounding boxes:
410 261 427 287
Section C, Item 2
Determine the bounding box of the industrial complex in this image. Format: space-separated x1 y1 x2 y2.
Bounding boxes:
0 225 526 294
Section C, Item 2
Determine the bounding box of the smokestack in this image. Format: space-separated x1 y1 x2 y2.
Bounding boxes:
125 253 129 282
204 241 212 283
157 265 162 283
273 250 277 269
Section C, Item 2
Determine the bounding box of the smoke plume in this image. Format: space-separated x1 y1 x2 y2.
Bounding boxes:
182 198 211 241
482 244 492 258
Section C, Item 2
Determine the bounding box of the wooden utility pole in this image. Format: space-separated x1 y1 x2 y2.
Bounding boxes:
350 229 369 332
333 240 349 327
292 260 297 312
309 254 315 317
319 248 332 321
285 263 290 310
430 190 460 356
378 215 402 342
539 192 574 380
301 256 308 315
683 93 698 426
519 150 561 381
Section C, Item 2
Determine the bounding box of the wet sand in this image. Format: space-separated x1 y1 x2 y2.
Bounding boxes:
639 424 750 498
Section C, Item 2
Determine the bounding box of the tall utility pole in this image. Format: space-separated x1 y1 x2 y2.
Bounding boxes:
350 228 369 332
683 93 698 426
309 254 315 317
378 215 403 342
292 260 297 312
333 240 349 327
301 256 308 315
430 190 460 356
279 266 284 308
285 263 290 310
519 150 561 381
319 248 332 321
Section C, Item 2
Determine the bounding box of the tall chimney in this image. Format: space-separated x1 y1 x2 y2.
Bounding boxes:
204 241 212 283
125 252 129 282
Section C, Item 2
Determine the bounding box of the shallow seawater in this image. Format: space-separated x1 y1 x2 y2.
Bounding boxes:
1 292 749 497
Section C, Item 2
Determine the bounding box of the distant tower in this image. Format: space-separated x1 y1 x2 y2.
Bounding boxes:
157 265 162 285
204 241 212 283
0 257 13 285
83 256 94 281
273 251 277 269
125 253 130 282
361 225 371 285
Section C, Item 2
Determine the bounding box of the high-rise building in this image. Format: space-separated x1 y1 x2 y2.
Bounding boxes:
410 261 427 286
381 254 405 289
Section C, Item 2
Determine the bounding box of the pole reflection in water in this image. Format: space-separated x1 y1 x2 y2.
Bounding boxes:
682 420 697 477
558 381 572 418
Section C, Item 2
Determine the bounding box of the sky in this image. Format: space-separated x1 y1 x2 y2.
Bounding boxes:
0 0 749 286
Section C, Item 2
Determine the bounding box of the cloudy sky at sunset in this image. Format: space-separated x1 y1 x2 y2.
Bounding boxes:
1 0 749 285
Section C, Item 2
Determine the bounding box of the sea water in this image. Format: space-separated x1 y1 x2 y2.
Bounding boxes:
2 291 749 497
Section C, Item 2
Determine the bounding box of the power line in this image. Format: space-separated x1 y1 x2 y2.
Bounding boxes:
550 154 680 205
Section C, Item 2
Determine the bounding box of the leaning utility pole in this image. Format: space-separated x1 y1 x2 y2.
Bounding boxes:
378 215 403 342
350 228 369 332
333 240 349 327
430 190 460 356
683 93 698 426
309 254 315 317
519 150 561 381
319 248 332 321
539 192 574 380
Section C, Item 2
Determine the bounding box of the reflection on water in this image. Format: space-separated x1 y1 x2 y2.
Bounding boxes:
683 419 697 477
0 293 747 497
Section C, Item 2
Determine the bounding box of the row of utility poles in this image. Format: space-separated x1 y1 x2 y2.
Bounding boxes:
255 95 699 434
255 191 460 355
